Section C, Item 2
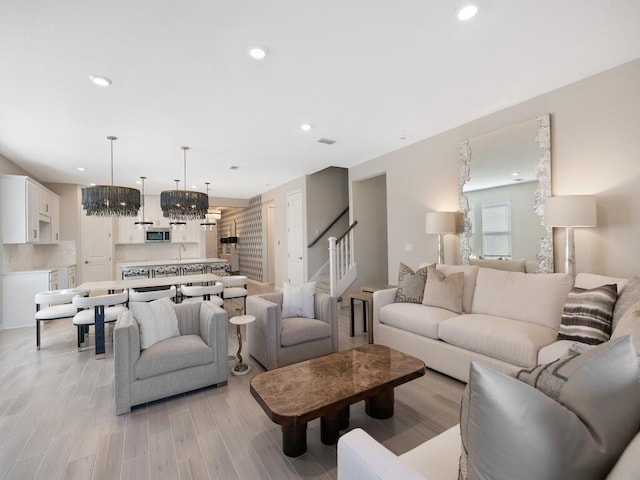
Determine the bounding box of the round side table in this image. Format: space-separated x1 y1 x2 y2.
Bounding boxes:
229 314 255 376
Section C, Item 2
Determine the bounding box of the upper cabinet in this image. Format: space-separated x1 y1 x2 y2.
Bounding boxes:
1 175 60 244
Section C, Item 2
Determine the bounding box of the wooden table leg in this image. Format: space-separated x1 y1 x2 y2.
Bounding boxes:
365 387 394 419
282 423 307 457
321 405 350 445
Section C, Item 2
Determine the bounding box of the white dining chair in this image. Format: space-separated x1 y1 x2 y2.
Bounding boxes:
128 285 177 302
72 290 129 353
221 275 249 313
180 282 224 307
35 289 86 350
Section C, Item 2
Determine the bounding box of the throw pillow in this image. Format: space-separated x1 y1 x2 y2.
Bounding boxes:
422 265 464 313
129 297 180 350
612 276 640 331
394 263 430 303
557 284 618 345
281 281 316 318
459 336 640 480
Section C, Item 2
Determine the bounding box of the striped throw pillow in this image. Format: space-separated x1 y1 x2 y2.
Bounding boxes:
557 284 618 345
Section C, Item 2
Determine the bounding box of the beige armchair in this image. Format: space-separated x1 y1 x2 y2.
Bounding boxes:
114 301 228 415
246 292 338 370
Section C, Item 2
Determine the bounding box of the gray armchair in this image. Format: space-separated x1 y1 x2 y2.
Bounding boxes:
114 301 228 415
246 292 338 370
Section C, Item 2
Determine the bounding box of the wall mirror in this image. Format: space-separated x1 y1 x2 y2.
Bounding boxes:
458 114 553 272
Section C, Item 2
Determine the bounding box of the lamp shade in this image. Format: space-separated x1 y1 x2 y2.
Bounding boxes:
545 195 597 227
426 212 457 234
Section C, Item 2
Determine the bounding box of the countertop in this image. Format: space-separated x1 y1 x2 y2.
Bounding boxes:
119 258 229 269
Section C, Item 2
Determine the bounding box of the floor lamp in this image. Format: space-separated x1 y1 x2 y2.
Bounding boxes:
426 212 457 264
545 195 597 277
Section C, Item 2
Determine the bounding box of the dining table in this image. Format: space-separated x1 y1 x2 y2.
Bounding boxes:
77 273 223 357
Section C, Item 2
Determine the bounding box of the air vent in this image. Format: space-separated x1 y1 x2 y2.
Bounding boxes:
317 138 336 145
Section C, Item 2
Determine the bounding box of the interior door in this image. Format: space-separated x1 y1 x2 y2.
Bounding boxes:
81 215 114 283
287 189 304 285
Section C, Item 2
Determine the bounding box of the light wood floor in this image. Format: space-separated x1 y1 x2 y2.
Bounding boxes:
0 284 465 480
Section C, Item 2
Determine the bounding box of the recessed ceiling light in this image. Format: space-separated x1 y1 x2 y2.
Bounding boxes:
77 167 86 172
457 5 478 21
249 47 266 60
135 180 142 185
89 183 96 186
191 185 197 189
511 171 519 177
88 75 112 87
300 123 312 131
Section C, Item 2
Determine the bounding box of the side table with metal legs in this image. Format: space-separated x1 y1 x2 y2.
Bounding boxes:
229 314 256 376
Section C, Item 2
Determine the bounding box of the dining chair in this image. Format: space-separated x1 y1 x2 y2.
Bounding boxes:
35 289 86 350
128 285 177 302
220 275 249 313
180 282 224 307
72 290 129 354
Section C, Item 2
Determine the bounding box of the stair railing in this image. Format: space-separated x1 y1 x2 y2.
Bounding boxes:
328 220 358 297
308 207 349 248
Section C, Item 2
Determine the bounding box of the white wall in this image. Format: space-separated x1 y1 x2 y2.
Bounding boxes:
351 58 640 281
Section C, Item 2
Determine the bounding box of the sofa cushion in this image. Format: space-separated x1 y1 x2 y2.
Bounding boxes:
394 262 429 304
459 337 640 480
135 334 214 380
280 317 330 346
471 268 573 329
282 281 316 319
613 276 640 332
439 314 557 367
611 301 640 378
557 284 618 345
129 298 180 349
423 266 464 313
436 264 479 313
379 303 458 340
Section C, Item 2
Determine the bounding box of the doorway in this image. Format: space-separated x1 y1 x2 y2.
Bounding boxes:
287 189 304 285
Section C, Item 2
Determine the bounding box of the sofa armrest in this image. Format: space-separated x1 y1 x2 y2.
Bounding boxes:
199 302 228 382
338 428 425 480
114 310 141 415
373 288 398 328
247 294 282 370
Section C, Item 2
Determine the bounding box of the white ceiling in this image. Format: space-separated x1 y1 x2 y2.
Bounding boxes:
1 1 639 199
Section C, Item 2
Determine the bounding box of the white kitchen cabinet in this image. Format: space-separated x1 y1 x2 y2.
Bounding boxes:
115 216 145 244
1 175 60 244
2 270 58 329
170 220 200 243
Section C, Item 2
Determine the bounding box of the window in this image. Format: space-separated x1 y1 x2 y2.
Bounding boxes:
481 201 511 258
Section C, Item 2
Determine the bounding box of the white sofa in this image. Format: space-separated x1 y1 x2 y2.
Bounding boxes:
373 264 574 382
339 272 640 480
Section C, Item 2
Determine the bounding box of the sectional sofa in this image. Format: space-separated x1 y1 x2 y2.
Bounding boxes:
339 271 640 479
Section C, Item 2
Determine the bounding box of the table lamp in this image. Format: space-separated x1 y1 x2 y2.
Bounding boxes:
545 195 597 277
426 212 457 264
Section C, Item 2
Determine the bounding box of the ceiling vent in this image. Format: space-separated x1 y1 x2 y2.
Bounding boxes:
317 138 336 145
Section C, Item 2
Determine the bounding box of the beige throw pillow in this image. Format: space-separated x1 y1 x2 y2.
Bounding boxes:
129 298 180 350
395 262 430 303
422 266 464 313
459 336 640 480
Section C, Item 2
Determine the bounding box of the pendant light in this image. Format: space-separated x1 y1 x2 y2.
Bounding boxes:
160 146 208 222
200 182 217 231
168 180 187 230
81 136 141 216
134 176 153 230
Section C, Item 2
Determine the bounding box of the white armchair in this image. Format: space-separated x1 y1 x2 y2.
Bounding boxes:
246 291 338 370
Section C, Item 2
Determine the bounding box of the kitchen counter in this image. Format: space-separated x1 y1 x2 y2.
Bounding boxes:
119 258 230 279
119 258 228 268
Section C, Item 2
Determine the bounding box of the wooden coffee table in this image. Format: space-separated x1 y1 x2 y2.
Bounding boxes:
250 344 425 457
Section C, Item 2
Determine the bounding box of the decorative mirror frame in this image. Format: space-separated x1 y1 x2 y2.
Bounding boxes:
458 114 553 272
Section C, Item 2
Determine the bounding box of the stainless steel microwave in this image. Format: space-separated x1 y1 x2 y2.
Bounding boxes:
145 229 171 243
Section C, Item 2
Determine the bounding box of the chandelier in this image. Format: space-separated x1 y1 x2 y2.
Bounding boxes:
160 146 208 221
200 182 217 231
81 136 141 217
134 176 154 230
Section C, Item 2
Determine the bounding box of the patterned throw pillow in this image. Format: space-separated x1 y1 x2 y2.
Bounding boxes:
395 263 429 303
557 284 618 345
459 336 640 480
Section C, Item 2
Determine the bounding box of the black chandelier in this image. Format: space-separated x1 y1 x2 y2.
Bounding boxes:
81 136 141 217
160 146 208 221
200 182 218 231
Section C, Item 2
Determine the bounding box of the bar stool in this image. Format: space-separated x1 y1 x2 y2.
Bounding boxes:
221 275 249 313
128 285 177 303
35 289 86 350
180 282 224 307
72 290 129 355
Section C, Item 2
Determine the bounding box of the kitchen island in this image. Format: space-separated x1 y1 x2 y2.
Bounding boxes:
119 258 229 279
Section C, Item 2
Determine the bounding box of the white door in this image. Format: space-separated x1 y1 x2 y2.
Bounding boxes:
287 190 304 285
81 215 114 283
